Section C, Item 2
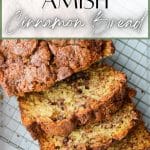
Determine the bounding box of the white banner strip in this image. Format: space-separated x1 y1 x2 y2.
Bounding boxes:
2 0 148 38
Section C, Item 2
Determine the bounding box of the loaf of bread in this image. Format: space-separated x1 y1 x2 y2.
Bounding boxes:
36 101 139 150
19 64 127 137
108 122 150 150
1 39 150 150
0 40 114 96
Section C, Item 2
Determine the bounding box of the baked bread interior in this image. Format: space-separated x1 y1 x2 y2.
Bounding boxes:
108 122 150 150
19 64 127 137
37 100 139 150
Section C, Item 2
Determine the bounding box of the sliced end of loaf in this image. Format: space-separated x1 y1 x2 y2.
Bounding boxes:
19 64 127 137
37 100 139 150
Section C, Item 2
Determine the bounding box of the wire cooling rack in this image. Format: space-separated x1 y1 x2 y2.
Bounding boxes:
0 39 149 150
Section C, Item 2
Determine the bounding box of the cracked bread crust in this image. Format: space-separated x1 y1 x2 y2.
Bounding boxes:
36 100 139 150
108 122 150 150
0 40 114 96
19 64 127 137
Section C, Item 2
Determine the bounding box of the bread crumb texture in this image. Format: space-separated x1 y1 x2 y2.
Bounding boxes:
38 101 139 150
19 64 126 136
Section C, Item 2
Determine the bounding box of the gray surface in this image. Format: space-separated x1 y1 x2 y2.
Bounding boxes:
0 39 149 150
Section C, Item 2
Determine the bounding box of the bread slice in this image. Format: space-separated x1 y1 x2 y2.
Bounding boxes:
37 101 139 150
19 64 127 137
0 40 114 96
108 122 150 150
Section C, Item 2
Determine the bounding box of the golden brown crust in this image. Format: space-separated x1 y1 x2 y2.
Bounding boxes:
0 40 114 96
19 64 127 137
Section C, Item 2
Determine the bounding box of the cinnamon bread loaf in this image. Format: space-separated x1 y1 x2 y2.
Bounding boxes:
19 64 127 137
0 40 114 96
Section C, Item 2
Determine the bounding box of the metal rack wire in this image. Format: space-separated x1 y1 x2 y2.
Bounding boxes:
0 39 149 150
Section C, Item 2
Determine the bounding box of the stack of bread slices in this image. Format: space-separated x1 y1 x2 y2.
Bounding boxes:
0 40 150 150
